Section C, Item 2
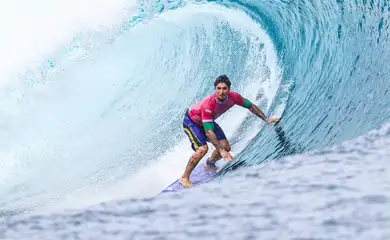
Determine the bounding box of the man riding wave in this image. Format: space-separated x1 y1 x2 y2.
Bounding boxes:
180 74 280 187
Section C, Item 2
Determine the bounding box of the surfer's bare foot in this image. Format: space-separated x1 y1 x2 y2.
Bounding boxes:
204 158 218 170
204 163 218 170
179 177 193 187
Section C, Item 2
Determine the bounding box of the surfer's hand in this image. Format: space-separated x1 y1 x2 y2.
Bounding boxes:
267 116 280 124
219 149 233 161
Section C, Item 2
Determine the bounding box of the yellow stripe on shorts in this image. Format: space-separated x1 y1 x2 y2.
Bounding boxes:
184 127 199 150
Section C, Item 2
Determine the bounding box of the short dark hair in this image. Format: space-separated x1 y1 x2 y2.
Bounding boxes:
214 74 231 88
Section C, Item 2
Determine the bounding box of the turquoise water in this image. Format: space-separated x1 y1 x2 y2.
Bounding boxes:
0 0 389 239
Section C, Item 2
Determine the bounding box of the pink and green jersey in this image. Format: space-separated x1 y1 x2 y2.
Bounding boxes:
188 91 252 130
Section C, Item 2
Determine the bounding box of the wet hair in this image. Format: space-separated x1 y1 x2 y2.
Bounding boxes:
214 74 231 88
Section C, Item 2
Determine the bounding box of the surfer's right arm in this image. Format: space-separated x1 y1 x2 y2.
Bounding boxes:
205 129 223 151
201 107 233 160
205 129 233 161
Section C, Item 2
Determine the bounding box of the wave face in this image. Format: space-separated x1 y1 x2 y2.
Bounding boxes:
0 0 389 239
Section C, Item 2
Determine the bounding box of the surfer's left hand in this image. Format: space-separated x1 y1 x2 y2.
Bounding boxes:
267 116 280 124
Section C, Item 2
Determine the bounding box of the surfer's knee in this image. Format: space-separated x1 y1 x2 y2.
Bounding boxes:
197 145 208 156
220 140 230 152
189 145 208 165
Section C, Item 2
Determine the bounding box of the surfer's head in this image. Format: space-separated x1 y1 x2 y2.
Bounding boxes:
214 74 231 88
214 75 231 101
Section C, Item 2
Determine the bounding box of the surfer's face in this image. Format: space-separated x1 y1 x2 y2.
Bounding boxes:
215 83 230 101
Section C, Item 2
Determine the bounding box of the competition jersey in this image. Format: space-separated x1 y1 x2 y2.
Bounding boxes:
188 91 251 128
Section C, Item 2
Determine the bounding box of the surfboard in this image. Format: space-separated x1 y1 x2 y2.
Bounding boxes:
161 161 224 193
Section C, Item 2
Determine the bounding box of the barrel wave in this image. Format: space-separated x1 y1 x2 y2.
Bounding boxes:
0 0 388 239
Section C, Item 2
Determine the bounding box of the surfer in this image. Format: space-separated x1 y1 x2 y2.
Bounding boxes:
180 74 280 187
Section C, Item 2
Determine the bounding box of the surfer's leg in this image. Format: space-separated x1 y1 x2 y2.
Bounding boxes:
181 114 208 187
180 145 208 187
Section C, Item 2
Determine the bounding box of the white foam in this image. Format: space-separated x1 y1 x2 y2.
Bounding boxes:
0 0 135 86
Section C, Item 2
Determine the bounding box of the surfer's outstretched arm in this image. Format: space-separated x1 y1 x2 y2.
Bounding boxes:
249 104 280 124
249 104 268 122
